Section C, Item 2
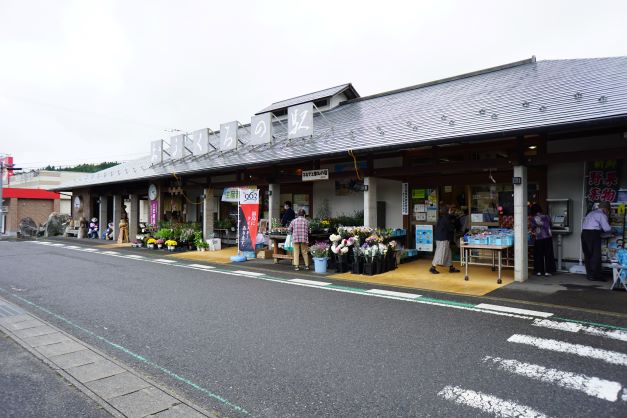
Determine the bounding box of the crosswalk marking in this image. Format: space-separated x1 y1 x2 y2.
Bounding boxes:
289 279 331 286
438 385 548 418
365 289 421 299
475 303 553 318
532 319 627 342
508 334 627 366
483 356 622 402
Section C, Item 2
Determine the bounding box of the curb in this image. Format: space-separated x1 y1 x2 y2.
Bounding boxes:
0 295 218 418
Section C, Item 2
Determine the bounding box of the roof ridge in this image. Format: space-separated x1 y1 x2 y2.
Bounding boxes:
344 57 536 105
268 83 351 106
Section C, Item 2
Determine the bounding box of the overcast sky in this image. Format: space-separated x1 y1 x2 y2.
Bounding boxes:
1 0 626 170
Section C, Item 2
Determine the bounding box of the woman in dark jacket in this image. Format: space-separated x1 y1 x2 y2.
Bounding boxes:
430 205 461 274
281 201 296 227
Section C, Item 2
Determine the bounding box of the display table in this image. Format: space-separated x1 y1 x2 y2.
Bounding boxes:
269 234 292 264
460 243 512 284
610 263 627 291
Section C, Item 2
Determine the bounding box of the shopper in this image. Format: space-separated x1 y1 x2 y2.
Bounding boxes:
281 201 296 227
430 205 461 274
530 204 556 276
581 201 613 281
288 209 310 271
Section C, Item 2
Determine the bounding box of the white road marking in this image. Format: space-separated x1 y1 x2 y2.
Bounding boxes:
153 259 177 264
508 334 627 366
81 248 98 252
532 319 627 342
100 251 120 256
483 356 622 402
37 242 52 245
50 243 65 247
366 289 421 299
289 279 331 286
476 303 553 318
622 388 627 401
231 270 265 277
437 385 548 417
185 264 215 270
123 255 145 259
65 246 80 250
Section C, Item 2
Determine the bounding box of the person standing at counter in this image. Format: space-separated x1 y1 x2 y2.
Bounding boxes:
288 209 310 271
430 205 461 274
281 201 296 227
581 201 612 281
530 204 556 277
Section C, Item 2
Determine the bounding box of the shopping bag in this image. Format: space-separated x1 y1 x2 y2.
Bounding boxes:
284 234 293 252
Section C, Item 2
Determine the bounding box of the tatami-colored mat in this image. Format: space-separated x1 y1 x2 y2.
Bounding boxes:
329 258 514 296
169 247 239 264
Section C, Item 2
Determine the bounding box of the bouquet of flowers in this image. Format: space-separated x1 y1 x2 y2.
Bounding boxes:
309 241 330 258
331 239 350 255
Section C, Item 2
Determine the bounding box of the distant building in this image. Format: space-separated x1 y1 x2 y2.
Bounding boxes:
1 188 60 236
8 170 87 215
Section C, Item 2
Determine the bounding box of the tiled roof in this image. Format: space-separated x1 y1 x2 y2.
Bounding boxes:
256 83 356 114
59 57 627 190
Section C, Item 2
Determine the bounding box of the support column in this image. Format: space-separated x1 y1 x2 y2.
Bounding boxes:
129 194 139 241
513 165 529 282
364 177 378 228
203 188 215 239
99 196 108 240
112 194 122 242
269 183 281 226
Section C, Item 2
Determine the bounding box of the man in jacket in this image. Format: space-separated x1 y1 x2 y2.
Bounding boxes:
288 209 310 271
430 205 461 274
581 201 612 281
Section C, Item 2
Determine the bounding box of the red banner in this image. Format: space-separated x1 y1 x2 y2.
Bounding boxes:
238 188 260 252
1 156 14 184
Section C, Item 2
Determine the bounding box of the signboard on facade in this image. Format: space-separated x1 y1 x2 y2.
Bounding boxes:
302 169 329 182
401 183 409 215
287 102 313 139
586 160 622 211
415 224 433 252
170 134 185 159
149 200 158 226
150 140 163 164
191 129 210 156
220 121 239 151
250 113 273 145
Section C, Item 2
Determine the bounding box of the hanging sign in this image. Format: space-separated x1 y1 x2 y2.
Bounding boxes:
250 113 273 145
586 160 622 211
170 134 185 159
149 200 158 226
401 183 409 215
221 187 240 202
150 140 163 164
415 224 433 252
302 169 329 181
191 128 210 156
238 188 260 252
219 121 239 151
287 102 313 139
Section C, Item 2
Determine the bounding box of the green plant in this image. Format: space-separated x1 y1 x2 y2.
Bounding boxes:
196 240 209 249
155 228 172 240
179 228 194 243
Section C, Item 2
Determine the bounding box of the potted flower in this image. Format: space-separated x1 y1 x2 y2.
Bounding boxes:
196 240 209 251
131 239 142 248
146 237 156 249
352 245 364 274
165 239 177 251
309 242 330 273
156 239 165 249
363 245 379 276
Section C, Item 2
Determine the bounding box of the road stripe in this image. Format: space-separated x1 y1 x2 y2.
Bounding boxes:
65 246 80 249
123 255 144 259
437 385 548 417
50 243 65 247
231 270 265 277
289 279 331 286
483 356 622 402
476 303 553 318
532 319 627 342
80 248 98 252
185 264 215 270
100 251 120 256
508 334 627 366
366 289 421 299
153 259 177 264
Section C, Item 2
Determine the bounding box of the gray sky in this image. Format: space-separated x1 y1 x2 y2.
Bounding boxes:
1 0 626 171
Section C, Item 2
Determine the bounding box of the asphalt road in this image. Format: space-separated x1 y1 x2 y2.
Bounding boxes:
1 241 626 417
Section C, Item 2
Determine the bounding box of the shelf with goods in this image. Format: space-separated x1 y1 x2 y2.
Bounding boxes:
601 202 626 266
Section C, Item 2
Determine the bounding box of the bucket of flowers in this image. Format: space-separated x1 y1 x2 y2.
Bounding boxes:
165 239 177 251
309 241 330 273
146 237 156 249
156 239 165 249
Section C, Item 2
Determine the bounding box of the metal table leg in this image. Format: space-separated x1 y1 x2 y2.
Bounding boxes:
464 247 469 281
497 249 502 284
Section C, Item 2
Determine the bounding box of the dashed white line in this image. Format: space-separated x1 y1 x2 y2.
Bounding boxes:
231 270 265 277
289 279 331 286
65 246 80 250
80 248 98 252
508 334 627 366
100 251 120 256
476 303 553 318
123 255 145 259
185 264 215 270
483 356 623 402
50 243 65 247
437 385 548 417
532 319 627 342
153 259 177 264
366 289 421 299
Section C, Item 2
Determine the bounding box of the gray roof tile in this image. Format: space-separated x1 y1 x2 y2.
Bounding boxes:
256 83 355 114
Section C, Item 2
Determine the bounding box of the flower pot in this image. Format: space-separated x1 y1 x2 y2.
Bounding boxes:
363 262 375 276
157 244 163 249
168 246 176 251
352 258 364 274
335 254 349 273
376 258 384 274
147 244 155 249
313 257 328 274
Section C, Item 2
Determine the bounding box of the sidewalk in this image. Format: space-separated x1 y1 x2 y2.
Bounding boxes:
40 236 627 316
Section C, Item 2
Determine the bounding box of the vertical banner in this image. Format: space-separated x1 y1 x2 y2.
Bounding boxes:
238 188 260 252
401 182 409 215
149 200 158 226
586 160 622 211
1 156 14 184
287 102 314 139
415 224 434 252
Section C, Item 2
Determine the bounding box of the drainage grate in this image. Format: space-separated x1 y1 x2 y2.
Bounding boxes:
0 304 25 318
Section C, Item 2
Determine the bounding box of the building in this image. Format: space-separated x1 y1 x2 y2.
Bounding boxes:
0 188 60 236
56 56 627 282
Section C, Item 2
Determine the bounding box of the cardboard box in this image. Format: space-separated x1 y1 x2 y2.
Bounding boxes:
256 249 272 259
